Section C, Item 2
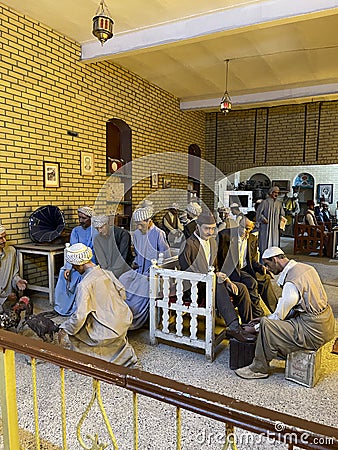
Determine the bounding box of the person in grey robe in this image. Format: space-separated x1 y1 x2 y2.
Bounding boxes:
255 186 285 259
0 224 27 309
58 243 137 367
235 246 335 379
92 215 133 279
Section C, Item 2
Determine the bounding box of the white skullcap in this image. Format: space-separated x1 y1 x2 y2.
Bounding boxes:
230 202 239 208
132 200 154 222
78 206 93 217
0 224 6 234
92 215 109 228
65 243 93 265
255 199 263 204
185 202 202 217
262 246 285 259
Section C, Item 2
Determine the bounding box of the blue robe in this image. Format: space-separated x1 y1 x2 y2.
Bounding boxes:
54 225 96 316
119 225 170 329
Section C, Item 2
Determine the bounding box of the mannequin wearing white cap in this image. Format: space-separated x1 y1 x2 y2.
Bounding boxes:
217 206 237 232
235 246 335 379
229 203 245 226
92 215 133 278
58 243 137 366
119 202 170 330
54 206 97 316
255 186 285 260
0 225 27 309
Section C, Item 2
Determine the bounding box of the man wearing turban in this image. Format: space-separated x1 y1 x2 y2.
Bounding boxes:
54 206 97 316
235 246 335 379
255 186 286 259
119 200 170 330
92 215 132 278
0 224 27 309
58 243 137 366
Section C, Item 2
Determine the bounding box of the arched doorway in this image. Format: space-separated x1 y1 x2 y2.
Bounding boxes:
106 119 132 225
293 172 314 215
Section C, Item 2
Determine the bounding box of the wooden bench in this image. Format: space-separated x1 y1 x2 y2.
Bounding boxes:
293 222 325 257
149 261 227 362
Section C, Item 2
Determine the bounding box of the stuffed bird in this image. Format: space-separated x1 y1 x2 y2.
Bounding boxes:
23 313 60 342
0 295 33 331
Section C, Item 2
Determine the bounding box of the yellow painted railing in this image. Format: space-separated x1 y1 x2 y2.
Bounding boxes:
0 330 337 450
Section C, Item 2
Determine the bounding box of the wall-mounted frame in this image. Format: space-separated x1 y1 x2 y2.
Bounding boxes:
43 161 60 188
163 177 172 189
81 152 95 176
271 179 290 193
317 183 333 204
151 171 158 188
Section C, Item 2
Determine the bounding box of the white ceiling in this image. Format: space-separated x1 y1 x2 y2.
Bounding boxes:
2 0 338 110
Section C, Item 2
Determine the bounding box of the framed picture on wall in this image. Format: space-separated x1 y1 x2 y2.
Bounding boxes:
163 177 172 189
151 171 158 188
43 161 60 188
81 152 95 176
317 184 333 204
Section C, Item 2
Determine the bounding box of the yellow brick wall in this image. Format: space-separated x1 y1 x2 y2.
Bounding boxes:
206 102 338 175
204 103 338 206
0 3 206 247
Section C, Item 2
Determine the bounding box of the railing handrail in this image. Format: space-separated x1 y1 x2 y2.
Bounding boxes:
1 330 337 449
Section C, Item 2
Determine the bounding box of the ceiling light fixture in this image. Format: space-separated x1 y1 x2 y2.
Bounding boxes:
220 59 232 114
92 0 114 46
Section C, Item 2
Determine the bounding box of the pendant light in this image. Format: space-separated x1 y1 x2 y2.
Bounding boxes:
220 59 232 114
92 0 114 46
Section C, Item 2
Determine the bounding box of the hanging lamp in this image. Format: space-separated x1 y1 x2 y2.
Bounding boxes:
92 0 114 46
220 59 232 114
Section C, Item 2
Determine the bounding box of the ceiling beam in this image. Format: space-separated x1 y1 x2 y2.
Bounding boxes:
81 0 338 62
180 82 338 111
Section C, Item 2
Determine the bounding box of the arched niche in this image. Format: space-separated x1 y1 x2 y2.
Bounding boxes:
106 118 132 223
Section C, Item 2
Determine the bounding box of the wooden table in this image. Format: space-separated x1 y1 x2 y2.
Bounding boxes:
15 243 65 305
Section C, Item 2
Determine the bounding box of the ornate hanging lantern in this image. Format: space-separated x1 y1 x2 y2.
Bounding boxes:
220 59 232 114
92 0 114 46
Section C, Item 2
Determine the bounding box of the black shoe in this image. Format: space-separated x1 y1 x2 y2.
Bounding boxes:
226 327 256 343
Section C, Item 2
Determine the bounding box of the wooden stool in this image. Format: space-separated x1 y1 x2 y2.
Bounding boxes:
285 348 323 387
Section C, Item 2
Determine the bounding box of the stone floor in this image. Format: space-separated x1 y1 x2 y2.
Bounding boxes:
2 237 338 449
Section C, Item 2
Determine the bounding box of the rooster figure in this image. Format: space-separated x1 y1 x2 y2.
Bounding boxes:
23 313 60 342
0 295 33 331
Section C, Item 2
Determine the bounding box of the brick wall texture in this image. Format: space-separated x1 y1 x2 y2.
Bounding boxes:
0 4 206 246
205 102 338 207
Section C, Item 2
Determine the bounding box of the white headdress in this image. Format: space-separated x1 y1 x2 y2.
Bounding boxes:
65 243 93 265
92 215 109 228
78 206 93 217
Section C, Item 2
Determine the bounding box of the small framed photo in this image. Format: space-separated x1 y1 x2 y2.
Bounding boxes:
81 152 95 176
43 161 60 188
163 177 172 189
151 171 158 188
317 183 333 204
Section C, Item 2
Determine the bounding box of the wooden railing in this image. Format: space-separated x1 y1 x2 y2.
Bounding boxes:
0 330 337 449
